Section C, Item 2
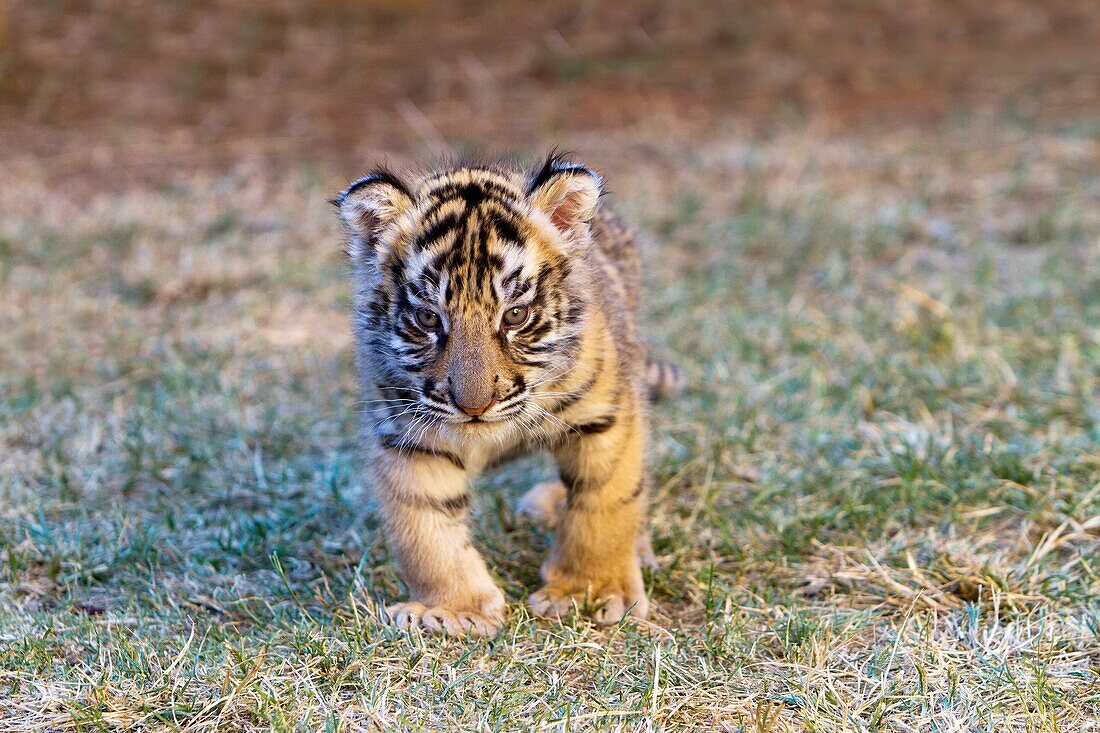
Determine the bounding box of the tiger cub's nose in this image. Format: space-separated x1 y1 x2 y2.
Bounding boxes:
448 360 498 417
454 394 495 417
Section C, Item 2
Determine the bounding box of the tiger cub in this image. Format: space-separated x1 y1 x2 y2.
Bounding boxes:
336 154 683 636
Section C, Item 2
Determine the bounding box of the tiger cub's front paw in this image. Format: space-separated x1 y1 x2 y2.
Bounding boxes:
528 563 648 625
385 591 506 638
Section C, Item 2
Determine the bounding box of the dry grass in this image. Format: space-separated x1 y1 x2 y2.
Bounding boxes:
1 118 1098 731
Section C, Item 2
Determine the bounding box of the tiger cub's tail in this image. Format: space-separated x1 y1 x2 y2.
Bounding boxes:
645 358 686 403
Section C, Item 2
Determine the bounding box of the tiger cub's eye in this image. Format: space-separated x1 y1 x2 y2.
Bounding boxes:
415 308 441 329
502 305 530 327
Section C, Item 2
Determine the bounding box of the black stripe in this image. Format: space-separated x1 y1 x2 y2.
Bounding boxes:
429 492 470 516
337 168 412 205
497 385 524 403
546 384 590 412
526 151 597 195
571 415 616 435
394 321 424 343
415 212 461 250
562 301 586 325
546 356 604 414
459 183 488 207
418 184 517 224
487 209 523 244
518 342 559 355
427 178 517 204
377 434 465 470
561 441 629 509
501 268 522 292
621 480 645 504
561 468 588 507
394 489 470 516
519 318 553 342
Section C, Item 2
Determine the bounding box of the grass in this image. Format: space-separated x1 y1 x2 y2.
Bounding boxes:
1 122 1098 731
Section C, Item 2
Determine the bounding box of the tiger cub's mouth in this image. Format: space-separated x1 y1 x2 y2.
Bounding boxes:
429 385 533 426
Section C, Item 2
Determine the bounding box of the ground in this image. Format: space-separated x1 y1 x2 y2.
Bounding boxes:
1 2 1099 732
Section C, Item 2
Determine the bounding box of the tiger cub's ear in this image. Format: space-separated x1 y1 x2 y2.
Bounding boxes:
526 153 602 242
335 169 415 260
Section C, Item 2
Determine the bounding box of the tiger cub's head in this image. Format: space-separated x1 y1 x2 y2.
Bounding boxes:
337 154 602 439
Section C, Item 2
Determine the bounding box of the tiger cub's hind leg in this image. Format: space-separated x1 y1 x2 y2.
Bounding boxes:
516 480 566 526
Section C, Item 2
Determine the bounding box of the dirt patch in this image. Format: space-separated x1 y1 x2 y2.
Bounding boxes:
3 0 1099 190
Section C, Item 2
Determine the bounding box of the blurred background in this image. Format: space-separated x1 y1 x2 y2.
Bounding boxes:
3 0 1099 189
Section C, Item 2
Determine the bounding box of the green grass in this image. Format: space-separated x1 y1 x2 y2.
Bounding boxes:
1 123 1098 731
